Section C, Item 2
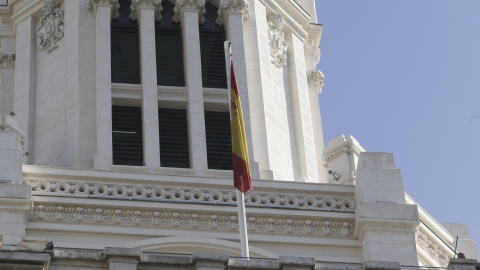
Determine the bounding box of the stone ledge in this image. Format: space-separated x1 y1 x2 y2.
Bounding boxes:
142 254 192 264
447 258 479 270
364 261 400 270
104 247 141 259
230 258 278 269
193 252 229 262
0 250 50 263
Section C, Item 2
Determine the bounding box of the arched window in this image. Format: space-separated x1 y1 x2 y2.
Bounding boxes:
111 0 141 84
155 1 185 86
199 3 227 89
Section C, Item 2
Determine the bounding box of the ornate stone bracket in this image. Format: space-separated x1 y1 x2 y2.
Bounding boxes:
307 70 324 94
37 0 64 53
173 0 206 24
216 0 249 27
0 53 15 68
268 14 289 68
87 0 120 19
130 0 163 22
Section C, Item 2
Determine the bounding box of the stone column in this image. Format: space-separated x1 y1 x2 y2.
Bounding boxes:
217 0 259 180
131 0 162 169
193 252 228 270
354 152 420 266
88 0 119 170
173 0 208 171
105 247 141 270
13 16 36 164
287 32 318 182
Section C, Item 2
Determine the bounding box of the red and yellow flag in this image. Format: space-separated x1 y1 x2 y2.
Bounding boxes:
230 61 252 194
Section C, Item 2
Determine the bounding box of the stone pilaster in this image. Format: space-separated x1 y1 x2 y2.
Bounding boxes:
131 0 162 169
173 0 208 171
0 52 15 118
88 0 119 170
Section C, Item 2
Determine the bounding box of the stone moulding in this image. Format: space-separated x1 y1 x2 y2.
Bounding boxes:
416 229 451 267
129 0 163 22
24 179 356 212
87 0 120 19
267 14 289 68
172 0 206 24
32 204 354 237
37 0 64 53
216 0 249 26
0 53 15 68
307 70 324 94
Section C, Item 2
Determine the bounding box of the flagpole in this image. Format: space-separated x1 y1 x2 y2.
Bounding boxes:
224 40 250 259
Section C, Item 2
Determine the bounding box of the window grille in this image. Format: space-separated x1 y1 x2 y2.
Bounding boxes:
205 111 232 170
112 106 143 166
159 108 190 168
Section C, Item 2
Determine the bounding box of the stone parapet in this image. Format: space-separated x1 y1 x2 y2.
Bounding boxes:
447 258 479 270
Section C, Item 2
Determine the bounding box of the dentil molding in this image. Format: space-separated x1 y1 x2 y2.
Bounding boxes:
130 0 163 22
37 0 64 53
0 53 15 68
87 0 120 19
32 204 354 237
416 229 451 267
307 70 324 94
172 0 206 24
216 0 249 26
267 14 289 68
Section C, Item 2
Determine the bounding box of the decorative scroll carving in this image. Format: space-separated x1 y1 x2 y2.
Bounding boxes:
216 0 249 26
416 230 451 267
307 70 324 94
268 14 288 68
24 179 356 212
37 0 64 53
173 0 206 24
130 0 163 22
0 53 15 68
88 0 120 19
32 204 354 236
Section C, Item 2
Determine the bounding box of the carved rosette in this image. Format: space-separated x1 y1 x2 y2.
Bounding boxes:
130 0 163 22
216 0 249 26
37 0 65 53
172 0 206 24
87 0 120 19
307 70 324 94
0 53 15 68
267 14 289 68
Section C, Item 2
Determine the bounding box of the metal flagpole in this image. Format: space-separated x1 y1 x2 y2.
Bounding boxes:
224 40 250 259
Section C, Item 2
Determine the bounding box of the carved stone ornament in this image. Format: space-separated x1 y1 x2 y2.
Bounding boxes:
173 0 206 24
0 53 15 68
130 0 163 22
416 230 451 267
37 0 64 53
216 0 249 26
268 14 289 68
307 70 324 94
87 0 120 19
33 204 355 237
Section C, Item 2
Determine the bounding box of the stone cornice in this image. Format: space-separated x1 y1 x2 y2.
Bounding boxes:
416 228 452 267
87 0 120 19
172 0 205 24
323 135 365 163
129 0 163 22
0 52 15 68
307 70 324 94
216 0 249 27
32 203 354 237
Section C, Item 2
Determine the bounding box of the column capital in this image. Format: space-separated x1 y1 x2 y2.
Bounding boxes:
216 0 249 26
0 53 15 69
307 70 324 94
130 0 163 22
173 0 206 24
88 0 120 19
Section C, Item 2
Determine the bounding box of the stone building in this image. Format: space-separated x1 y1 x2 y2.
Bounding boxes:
0 0 477 269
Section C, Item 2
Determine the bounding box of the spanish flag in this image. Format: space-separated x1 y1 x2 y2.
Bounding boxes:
230 61 252 194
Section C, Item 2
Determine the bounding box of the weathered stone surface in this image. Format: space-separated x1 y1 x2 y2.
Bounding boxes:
364 260 401 270
279 256 315 266
230 258 278 269
447 258 479 270
104 247 142 258
0 184 31 199
17 236 51 252
142 254 192 264
53 249 104 260
193 252 229 262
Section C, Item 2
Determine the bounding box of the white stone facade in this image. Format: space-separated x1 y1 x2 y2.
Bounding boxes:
0 0 477 269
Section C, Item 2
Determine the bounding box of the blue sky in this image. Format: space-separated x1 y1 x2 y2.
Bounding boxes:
316 1 480 256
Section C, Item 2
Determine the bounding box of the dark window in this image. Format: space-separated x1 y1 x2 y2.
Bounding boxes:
111 0 141 84
205 111 232 170
159 108 189 168
155 1 185 86
199 3 227 89
112 106 143 166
